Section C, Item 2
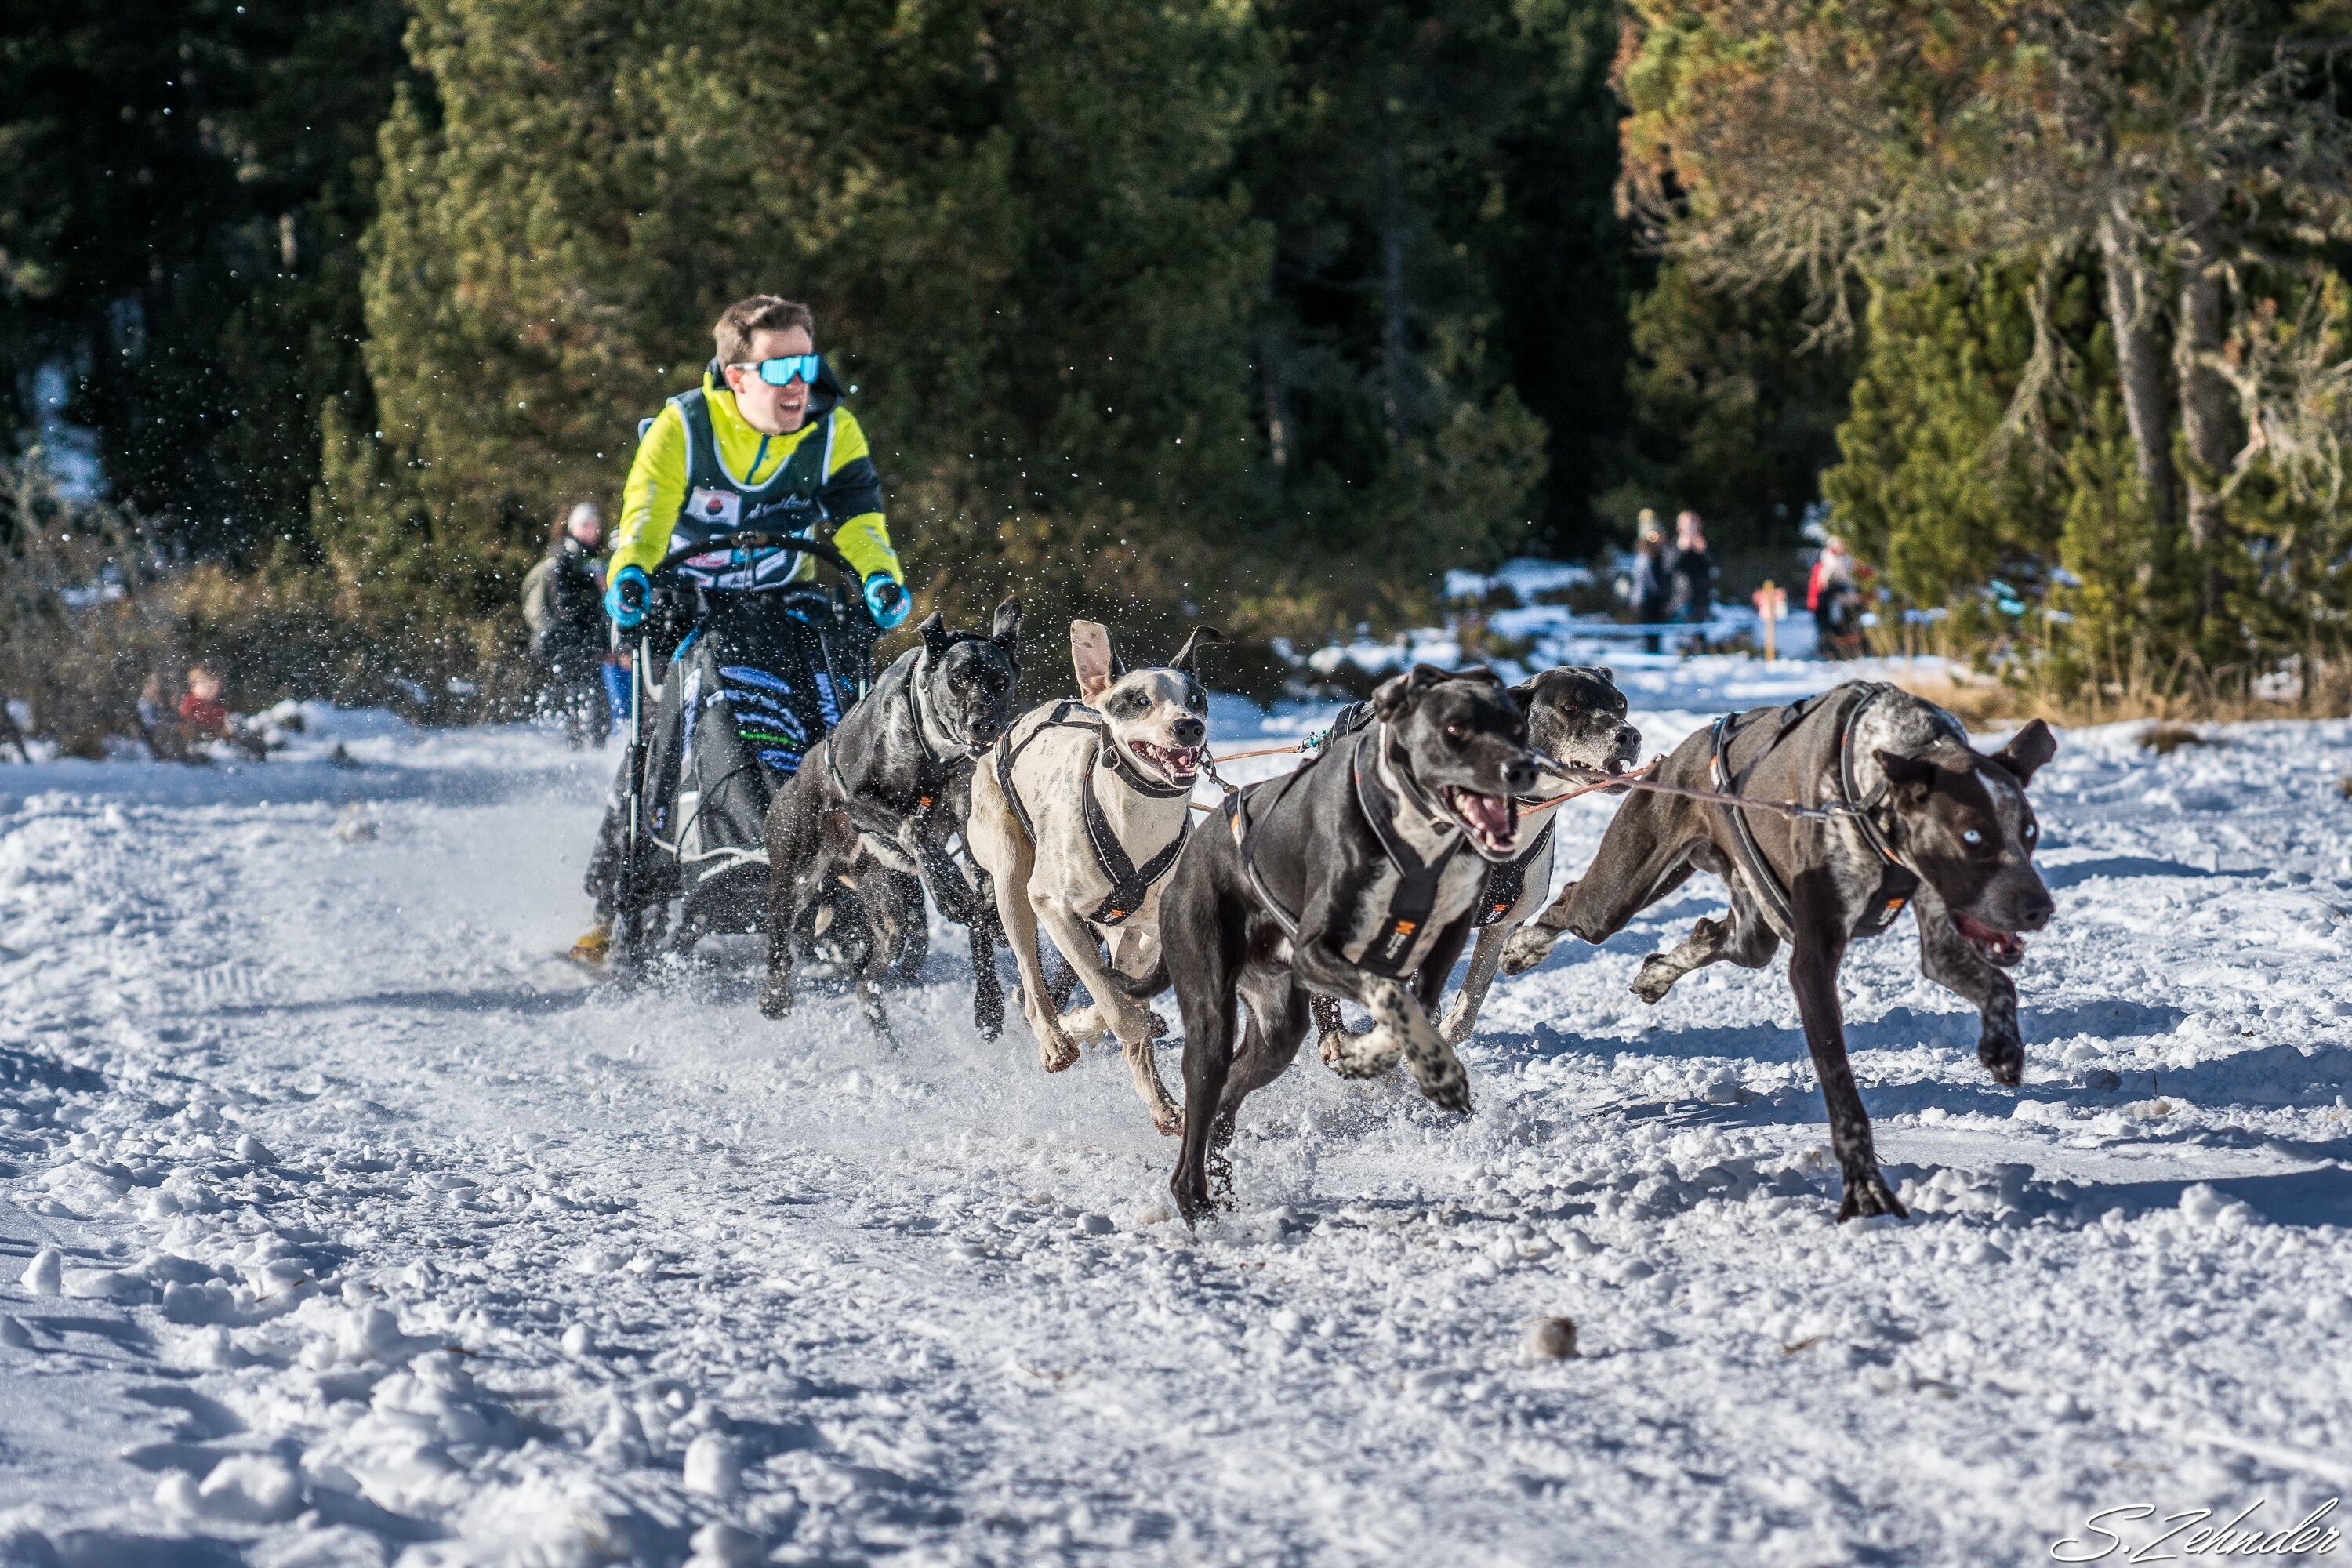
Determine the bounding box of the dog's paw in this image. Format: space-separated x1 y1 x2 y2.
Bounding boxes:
1835 1170 1910 1223
758 984 794 1020
1631 955 1680 1005
1038 1033 1081 1073
1409 1051 1474 1115
1153 1109 1183 1138
1438 999 1475 1045
1148 1012 1169 1040
1323 1030 1398 1080
1978 1034 2024 1087
1498 927 1555 976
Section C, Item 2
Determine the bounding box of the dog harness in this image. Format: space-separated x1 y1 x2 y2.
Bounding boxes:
823 644 972 840
992 700 1192 926
1472 816 1555 927
1708 682 1918 940
1225 723 1471 977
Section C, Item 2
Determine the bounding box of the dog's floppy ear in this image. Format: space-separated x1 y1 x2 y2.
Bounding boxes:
1987 718 2057 785
1875 748 1940 805
919 612 950 659
1370 663 1448 722
1596 666 1614 686
1071 620 1116 704
1169 625 1225 678
990 596 1023 650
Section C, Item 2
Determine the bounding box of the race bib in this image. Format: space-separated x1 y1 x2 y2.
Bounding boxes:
685 488 742 529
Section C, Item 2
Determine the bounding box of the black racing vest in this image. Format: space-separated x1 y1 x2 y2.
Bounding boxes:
662 389 840 592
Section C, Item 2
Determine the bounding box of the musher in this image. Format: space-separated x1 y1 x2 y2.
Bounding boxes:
570 294 910 963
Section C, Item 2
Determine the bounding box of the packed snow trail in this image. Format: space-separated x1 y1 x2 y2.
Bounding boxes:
2 662 2350 1566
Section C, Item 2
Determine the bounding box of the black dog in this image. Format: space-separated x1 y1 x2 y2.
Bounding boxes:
761 601 1022 1036
1305 666 1642 1060
1159 665 1538 1223
1500 682 2056 1220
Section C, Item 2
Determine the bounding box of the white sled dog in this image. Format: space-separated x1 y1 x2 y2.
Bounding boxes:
967 619 1222 1134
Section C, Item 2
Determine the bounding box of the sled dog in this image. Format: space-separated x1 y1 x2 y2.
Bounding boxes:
966 619 1223 1134
1501 683 2056 1221
760 601 1023 1036
1157 664 1537 1222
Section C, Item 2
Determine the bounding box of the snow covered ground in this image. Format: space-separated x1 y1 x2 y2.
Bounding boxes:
2 655 2350 1566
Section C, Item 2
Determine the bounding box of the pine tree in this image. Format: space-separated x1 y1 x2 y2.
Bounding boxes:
1617 263 1853 548
1821 259 2220 678
0 0 405 557
340 0 1273 644
1236 0 1583 587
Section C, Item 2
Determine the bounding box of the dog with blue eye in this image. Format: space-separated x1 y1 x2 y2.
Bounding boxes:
966 619 1224 1134
1499 683 2057 1221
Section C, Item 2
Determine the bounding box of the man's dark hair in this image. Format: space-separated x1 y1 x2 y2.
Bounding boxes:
714 295 817 367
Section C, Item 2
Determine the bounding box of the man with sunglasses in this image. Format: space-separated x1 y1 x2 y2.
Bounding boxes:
604 294 905 625
571 294 909 964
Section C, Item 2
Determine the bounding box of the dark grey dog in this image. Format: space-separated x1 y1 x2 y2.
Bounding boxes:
760 601 1023 1036
1439 666 1643 1041
1158 664 1538 1223
1305 666 1642 1057
1500 682 2056 1221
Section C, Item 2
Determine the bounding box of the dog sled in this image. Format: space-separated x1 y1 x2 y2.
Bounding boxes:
607 529 881 975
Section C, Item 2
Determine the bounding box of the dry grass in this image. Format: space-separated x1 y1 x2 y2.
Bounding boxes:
2139 723 2215 756
1 463 192 757
1871 617 2352 730
2 460 544 759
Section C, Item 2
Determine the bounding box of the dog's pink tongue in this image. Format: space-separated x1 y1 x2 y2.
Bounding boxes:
1461 792 1510 837
1958 914 2025 960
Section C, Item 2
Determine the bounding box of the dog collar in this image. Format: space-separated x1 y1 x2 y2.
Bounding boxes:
1095 735 1193 800
1474 816 1555 927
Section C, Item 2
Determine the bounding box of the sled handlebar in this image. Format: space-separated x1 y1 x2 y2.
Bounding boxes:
654 531 864 583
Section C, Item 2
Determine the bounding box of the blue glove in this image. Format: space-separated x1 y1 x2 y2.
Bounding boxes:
863 573 910 630
604 565 650 629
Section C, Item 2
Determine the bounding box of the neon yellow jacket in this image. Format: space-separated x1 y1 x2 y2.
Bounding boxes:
609 372 900 588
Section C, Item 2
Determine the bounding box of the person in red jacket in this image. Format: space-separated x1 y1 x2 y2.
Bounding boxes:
178 666 230 737
1807 538 1874 659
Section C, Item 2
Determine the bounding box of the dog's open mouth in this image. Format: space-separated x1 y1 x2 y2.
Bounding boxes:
1443 786 1519 856
1131 741 1201 784
1956 913 2026 967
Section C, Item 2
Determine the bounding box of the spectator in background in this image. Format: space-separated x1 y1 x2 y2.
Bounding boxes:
523 502 612 747
1630 526 1674 652
139 674 190 761
179 665 230 738
1670 510 1715 624
1808 535 1872 659
174 665 270 757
